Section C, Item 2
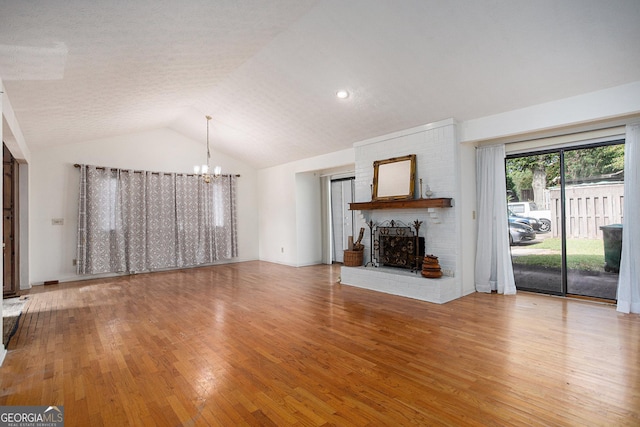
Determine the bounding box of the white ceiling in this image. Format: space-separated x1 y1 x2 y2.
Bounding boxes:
2 0 640 168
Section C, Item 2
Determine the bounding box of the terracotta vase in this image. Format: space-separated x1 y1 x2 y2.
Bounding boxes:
421 254 442 278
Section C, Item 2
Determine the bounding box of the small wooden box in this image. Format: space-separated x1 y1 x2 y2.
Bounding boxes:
343 250 364 267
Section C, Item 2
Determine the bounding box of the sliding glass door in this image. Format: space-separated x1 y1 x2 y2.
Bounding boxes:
330 178 355 263
506 141 624 299
506 152 562 295
563 144 624 299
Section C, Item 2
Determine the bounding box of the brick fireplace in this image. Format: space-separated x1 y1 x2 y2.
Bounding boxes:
340 118 467 304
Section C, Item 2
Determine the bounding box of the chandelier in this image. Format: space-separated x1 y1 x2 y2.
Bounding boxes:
193 115 221 183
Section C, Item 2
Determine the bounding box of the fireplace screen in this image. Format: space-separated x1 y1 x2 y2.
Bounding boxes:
373 220 424 270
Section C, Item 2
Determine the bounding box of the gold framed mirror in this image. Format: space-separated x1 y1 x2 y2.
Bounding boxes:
372 154 416 201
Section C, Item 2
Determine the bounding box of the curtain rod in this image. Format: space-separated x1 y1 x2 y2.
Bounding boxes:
73 164 240 177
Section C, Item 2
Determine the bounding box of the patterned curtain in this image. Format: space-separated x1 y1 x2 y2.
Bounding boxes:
211 175 238 260
120 169 147 272
76 165 238 275
145 172 177 270
175 173 206 267
77 166 126 274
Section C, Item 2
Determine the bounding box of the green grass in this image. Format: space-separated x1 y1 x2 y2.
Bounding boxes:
511 237 606 272
531 237 604 254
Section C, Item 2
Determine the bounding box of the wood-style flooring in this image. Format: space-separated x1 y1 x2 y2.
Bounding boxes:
1 261 639 426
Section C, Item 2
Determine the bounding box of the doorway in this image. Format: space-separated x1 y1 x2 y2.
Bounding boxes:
330 178 355 263
506 141 624 300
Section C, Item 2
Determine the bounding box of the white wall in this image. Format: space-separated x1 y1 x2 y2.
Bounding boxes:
258 148 354 266
257 163 297 265
1 80 31 163
460 81 640 144
456 140 477 296
295 171 322 266
29 127 259 285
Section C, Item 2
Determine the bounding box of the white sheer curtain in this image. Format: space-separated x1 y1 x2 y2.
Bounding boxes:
77 165 238 275
475 145 516 294
617 124 640 313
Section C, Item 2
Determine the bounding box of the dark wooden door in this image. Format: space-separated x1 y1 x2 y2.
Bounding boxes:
3 144 18 298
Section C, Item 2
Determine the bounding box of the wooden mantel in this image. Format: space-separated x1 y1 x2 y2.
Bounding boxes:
349 198 452 210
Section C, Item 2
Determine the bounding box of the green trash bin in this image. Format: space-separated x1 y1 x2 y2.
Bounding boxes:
600 224 623 273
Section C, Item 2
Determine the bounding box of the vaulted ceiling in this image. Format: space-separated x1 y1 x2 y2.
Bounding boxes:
2 0 640 168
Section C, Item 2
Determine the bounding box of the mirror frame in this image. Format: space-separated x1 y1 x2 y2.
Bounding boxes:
372 154 416 201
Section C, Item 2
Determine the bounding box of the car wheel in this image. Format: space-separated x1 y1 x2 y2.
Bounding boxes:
538 219 551 233
509 233 513 246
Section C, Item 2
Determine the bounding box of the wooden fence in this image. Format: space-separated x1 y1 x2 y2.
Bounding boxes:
549 182 624 239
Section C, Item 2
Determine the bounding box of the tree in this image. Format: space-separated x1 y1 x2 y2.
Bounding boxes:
506 153 559 207
506 173 517 201
506 143 624 207
564 145 624 182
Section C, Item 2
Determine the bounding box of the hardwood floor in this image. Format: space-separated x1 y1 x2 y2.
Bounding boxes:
1 261 639 426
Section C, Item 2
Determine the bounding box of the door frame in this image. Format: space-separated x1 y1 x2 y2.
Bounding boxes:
3 143 19 298
330 177 356 264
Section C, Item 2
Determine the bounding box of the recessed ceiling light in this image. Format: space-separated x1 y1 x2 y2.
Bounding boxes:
336 89 350 99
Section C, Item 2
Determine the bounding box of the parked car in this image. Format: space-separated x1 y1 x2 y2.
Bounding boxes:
508 208 541 232
508 201 551 232
509 220 536 245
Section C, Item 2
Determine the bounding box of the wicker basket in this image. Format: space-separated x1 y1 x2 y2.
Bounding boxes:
343 250 364 267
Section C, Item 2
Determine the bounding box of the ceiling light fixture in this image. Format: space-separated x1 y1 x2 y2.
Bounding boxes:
193 115 221 183
336 89 350 99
